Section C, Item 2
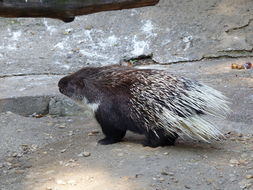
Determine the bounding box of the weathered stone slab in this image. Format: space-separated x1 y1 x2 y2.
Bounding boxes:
0 75 61 99
0 75 90 116
0 0 252 76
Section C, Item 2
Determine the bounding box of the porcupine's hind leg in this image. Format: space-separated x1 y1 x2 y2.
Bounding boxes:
143 128 178 148
94 104 126 145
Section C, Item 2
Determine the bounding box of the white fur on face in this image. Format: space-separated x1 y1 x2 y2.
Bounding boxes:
82 97 100 112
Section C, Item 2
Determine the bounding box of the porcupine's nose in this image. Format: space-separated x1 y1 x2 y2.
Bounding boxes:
58 77 68 87
58 77 69 94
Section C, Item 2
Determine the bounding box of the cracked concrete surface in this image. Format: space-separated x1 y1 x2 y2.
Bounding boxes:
0 0 253 190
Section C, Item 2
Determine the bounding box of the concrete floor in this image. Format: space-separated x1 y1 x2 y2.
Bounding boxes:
0 58 252 190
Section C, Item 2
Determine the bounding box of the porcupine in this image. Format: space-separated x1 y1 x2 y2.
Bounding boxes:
58 65 230 147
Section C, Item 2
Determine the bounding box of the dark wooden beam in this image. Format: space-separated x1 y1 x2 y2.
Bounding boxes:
0 0 159 22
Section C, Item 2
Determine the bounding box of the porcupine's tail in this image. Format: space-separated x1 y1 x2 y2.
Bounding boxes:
158 82 230 142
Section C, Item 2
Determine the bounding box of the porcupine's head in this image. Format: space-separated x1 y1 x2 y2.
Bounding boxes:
58 74 85 101
58 67 104 102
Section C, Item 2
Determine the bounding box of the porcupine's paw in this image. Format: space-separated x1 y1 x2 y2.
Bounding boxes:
142 139 176 148
98 137 122 145
143 132 178 148
142 140 161 148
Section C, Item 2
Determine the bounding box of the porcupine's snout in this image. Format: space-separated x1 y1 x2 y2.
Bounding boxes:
58 77 67 93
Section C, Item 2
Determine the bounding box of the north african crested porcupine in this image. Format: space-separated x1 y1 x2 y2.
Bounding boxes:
58 65 230 147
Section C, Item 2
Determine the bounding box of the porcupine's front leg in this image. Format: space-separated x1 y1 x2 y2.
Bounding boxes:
143 128 178 148
94 104 126 145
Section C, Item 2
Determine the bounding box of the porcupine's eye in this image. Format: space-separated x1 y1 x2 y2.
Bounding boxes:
75 78 84 89
70 79 85 100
